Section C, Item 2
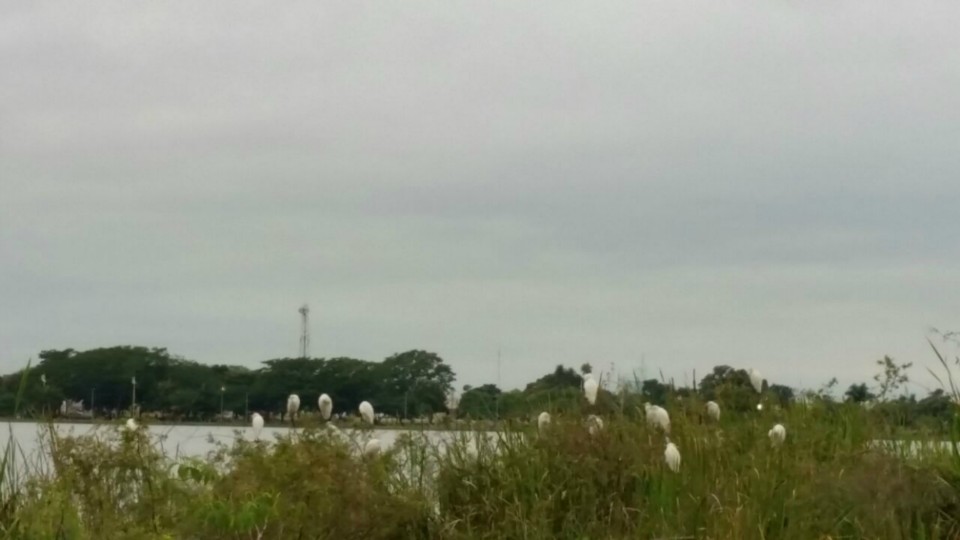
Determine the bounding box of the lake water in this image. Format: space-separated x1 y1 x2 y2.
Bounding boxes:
1 421 948 479
0 421 473 471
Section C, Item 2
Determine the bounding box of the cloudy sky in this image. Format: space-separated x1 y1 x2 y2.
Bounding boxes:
2 2 959 393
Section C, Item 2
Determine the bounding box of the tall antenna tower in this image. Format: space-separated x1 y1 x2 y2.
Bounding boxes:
298 304 310 359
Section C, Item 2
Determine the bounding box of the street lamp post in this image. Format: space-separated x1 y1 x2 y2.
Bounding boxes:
220 386 226 420
131 376 137 414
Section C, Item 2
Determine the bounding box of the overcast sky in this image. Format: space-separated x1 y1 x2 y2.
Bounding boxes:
2 2 959 393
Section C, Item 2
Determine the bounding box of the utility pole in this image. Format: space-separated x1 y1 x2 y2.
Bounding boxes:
131 376 137 413
91 388 95 418
220 386 226 420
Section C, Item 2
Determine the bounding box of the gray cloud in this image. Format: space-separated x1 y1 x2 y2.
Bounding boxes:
2 1 960 393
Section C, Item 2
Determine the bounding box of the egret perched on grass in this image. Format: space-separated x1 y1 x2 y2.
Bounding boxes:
251 412 264 439
583 374 599 405
537 411 551 434
706 401 721 421
363 438 382 457
664 439 681 472
287 394 301 426
125 418 138 431
748 369 764 394
586 414 603 435
359 401 375 425
769 423 786 446
318 394 333 420
644 403 671 433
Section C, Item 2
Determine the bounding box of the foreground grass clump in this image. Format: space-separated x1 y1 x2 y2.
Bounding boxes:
2 401 960 539
10 427 434 539
198 429 434 539
434 404 960 539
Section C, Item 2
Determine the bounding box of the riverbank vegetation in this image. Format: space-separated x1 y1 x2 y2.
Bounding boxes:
2 393 960 539
0 337 957 537
2 344 959 436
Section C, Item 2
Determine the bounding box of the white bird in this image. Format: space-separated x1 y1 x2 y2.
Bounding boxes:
583 375 599 405
748 369 764 394
769 423 786 446
359 401 375 424
363 438 382 457
664 440 681 472
706 401 721 421
318 394 333 420
251 412 264 439
125 418 138 431
537 411 551 434
644 403 671 433
286 394 301 424
586 414 604 435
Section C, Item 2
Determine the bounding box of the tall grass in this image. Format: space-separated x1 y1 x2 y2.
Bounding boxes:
0 361 34 532
0 396 956 539
1 351 960 538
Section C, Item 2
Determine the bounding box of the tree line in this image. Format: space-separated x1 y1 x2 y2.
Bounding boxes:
0 345 954 431
0 346 454 421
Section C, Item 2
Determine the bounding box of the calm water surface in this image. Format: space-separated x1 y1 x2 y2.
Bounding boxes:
0 421 471 465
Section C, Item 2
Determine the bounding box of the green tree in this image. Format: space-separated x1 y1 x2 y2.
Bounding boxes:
458 384 501 419
768 384 794 407
699 366 755 412
378 350 455 419
641 379 669 405
844 383 875 403
525 365 582 393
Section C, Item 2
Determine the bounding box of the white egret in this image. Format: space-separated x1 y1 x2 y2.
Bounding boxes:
537 411 551 434
251 412 264 439
769 423 786 446
706 401 721 421
586 414 604 435
664 439 681 472
748 369 764 394
286 394 301 425
125 418 138 431
644 403 671 433
318 394 333 420
583 375 599 405
359 401 375 424
363 438 382 457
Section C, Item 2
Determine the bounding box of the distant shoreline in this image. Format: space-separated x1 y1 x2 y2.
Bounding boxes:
0 417 476 431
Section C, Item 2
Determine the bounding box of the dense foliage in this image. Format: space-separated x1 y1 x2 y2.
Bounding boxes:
0 347 454 422
0 342 959 537
1 346 956 432
5 396 960 539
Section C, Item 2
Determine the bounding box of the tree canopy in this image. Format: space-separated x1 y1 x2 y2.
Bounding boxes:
0 347 953 432
0 346 455 421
